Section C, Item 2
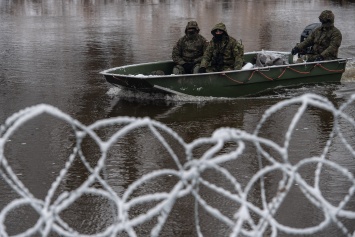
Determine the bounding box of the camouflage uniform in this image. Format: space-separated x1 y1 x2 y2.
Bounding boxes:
295 10 342 61
200 23 244 72
172 21 208 74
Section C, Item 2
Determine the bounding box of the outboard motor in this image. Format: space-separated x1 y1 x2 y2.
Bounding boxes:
299 23 321 55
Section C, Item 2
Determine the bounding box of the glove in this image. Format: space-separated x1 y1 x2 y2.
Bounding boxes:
291 47 299 55
198 67 206 73
183 62 194 72
315 55 324 61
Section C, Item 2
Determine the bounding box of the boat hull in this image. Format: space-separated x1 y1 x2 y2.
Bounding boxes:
101 52 347 98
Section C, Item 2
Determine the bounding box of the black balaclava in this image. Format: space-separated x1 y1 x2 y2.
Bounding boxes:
213 30 225 41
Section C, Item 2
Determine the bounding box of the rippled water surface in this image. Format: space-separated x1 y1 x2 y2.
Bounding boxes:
1 0 355 236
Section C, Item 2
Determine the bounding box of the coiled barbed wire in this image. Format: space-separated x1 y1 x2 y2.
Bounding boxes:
1 93 355 237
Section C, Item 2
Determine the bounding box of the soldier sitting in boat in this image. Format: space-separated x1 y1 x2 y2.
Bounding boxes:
291 10 342 62
172 21 208 74
199 22 244 73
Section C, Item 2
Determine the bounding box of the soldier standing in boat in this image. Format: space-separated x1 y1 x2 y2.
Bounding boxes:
172 21 208 74
199 22 244 73
291 10 342 62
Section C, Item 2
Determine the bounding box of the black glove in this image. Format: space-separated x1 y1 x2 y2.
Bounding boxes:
291 47 299 55
315 55 324 61
198 67 206 73
183 62 194 72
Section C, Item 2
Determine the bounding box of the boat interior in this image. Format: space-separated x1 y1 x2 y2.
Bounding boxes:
105 51 293 76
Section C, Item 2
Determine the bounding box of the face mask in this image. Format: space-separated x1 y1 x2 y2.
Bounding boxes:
187 29 197 36
214 34 223 41
319 18 328 24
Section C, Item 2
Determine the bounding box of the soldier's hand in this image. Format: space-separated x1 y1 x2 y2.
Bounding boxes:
291 47 299 55
315 55 324 61
198 67 206 73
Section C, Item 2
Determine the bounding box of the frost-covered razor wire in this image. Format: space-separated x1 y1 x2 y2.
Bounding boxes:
1 93 355 237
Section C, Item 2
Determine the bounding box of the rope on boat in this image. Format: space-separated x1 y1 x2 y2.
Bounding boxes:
221 73 244 84
246 70 274 81
278 63 345 79
223 63 345 84
247 70 256 81
316 63 346 73
256 71 274 81
279 66 312 77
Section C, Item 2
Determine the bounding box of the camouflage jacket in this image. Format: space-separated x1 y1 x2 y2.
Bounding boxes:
200 35 244 71
297 24 342 60
172 34 208 65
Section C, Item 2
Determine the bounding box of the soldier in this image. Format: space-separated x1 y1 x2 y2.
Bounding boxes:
172 21 208 74
291 10 342 62
199 22 244 73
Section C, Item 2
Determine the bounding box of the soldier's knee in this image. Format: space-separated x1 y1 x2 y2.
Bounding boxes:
193 64 200 74
173 65 184 74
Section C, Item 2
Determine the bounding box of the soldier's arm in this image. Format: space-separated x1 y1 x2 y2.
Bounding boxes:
321 29 342 58
200 42 213 68
233 41 244 70
194 56 203 64
193 38 209 64
297 30 316 50
172 39 185 65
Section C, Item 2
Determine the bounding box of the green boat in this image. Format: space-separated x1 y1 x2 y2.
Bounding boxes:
100 51 348 98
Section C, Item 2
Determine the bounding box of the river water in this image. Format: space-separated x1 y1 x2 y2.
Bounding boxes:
1 0 355 236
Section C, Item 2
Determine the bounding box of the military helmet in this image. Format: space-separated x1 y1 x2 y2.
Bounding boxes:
185 21 200 33
319 10 334 24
